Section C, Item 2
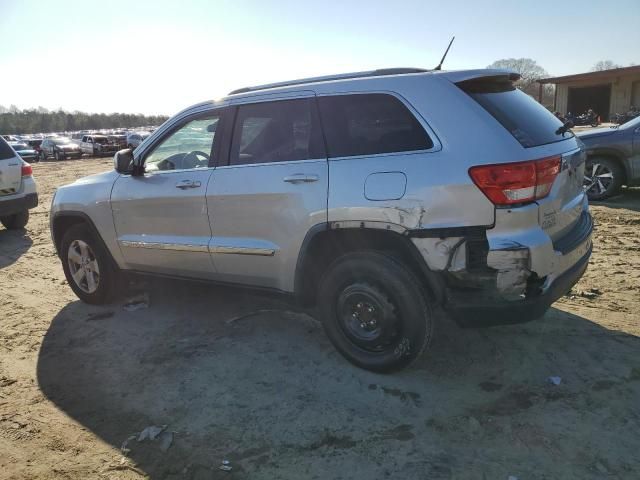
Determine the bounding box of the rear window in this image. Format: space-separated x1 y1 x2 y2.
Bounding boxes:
0 137 16 160
230 98 325 165
458 78 573 148
318 94 433 158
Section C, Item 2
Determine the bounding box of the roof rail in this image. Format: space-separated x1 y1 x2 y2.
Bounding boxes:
228 68 428 95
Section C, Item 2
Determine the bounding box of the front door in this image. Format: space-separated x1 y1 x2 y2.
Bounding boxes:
207 94 328 291
110 109 224 279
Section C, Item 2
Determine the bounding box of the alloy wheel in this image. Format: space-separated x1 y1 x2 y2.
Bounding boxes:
584 162 614 197
67 239 100 294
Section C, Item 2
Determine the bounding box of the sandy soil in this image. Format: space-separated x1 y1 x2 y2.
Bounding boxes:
0 157 638 479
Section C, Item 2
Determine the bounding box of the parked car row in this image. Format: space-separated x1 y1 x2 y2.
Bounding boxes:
1 127 158 162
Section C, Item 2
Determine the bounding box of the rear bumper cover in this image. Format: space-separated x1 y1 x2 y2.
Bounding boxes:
445 210 593 327
0 193 38 217
447 245 591 326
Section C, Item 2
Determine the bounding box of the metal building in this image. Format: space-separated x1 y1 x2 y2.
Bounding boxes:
537 65 640 120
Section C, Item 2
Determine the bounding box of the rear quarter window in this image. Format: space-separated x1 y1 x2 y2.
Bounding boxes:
317 93 433 158
458 77 573 148
0 137 16 160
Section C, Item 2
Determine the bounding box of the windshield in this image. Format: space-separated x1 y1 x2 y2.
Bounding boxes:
620 115 640 130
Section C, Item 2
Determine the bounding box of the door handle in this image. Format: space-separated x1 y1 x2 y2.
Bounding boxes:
175 180 202 189
283 174 319 184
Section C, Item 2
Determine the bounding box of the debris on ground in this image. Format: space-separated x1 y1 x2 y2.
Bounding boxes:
158 431 173 451
120 434 137 454
123 293 150 312
225 308 319 326
219 459 233 472
547 376 562 386
137 425 166 442
578 288 601 299
86 311 115 322
120 425 173 455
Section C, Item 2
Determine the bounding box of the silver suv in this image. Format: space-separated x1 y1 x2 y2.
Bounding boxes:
1 137 38 229
50 68 593 371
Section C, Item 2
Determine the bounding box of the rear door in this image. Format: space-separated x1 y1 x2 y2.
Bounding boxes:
207 93 327 291
0 138 22 196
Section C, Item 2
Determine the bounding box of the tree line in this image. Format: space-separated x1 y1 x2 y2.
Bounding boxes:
0 106 169 135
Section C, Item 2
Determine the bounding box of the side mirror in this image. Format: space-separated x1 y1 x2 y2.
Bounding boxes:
114 148 134 174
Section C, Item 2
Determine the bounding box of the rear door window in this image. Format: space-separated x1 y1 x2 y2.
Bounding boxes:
457 77 574 148
229 98 325 165
0 137 16 160
317 93 433 158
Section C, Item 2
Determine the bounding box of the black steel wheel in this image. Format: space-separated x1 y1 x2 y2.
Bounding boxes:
318 251 433 372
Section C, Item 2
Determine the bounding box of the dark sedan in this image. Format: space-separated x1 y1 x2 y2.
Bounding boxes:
9 142 39 163
40 137 83 161
577 116 640 199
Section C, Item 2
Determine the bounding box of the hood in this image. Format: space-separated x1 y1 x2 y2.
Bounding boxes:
16 149 37 155
70 169 119 186
575 127 617 140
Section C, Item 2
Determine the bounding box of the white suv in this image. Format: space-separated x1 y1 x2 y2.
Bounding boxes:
0 137 38 229
51 68 592 371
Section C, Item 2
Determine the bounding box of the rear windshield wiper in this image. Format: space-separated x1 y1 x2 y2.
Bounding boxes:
555 121 573 136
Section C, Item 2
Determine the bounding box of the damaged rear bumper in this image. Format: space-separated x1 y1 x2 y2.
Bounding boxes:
409 207 593 326
446 244 591 326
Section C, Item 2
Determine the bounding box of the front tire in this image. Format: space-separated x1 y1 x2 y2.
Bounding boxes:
1 210 29 230
60 224 118 304
584 157 624 200
318 251 433 372
55 150 63 161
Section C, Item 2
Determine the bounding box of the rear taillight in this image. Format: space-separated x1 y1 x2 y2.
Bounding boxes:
469 156 560 206
21 162 33 177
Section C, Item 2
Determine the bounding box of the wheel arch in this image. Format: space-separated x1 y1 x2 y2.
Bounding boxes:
51 211 118 269
586 149 630 184
293 223 446 307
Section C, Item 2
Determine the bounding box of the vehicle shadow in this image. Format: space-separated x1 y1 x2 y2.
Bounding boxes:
590 187 640 213
0 228 33 269
36 279 640 479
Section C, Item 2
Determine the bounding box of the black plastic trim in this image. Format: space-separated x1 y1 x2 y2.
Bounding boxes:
50 211 118 270
552 211 593 255
408 225 489 238
0 193 38 217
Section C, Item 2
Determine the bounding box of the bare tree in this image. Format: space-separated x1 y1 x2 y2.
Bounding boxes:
487 58 554 106
487 58 548 94
591 60 621 71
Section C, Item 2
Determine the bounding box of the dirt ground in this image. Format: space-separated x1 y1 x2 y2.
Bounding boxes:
1 157 639 479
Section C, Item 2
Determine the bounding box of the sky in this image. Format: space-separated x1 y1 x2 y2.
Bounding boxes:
1 0 639 116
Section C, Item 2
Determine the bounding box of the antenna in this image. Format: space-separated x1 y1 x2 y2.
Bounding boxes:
433 36 455 71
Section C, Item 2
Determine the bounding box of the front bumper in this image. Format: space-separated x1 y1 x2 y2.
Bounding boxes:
0 192 38 217
60 150 82 157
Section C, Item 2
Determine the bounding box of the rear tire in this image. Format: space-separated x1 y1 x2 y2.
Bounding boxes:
584 157 624 200
60 224 118 304
55 150 62 161
1 210 29 230
317 251 433 372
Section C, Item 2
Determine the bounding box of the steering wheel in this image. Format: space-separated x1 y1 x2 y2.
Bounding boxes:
182 150 210 169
